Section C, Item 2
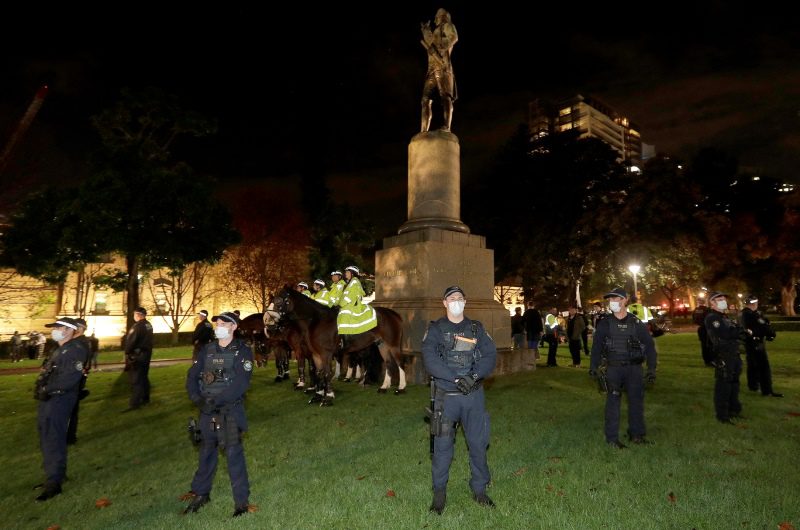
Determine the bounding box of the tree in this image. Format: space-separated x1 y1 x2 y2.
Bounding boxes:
145 262 214 344
0 88 240 329
80 88 239 328
221 186 309 312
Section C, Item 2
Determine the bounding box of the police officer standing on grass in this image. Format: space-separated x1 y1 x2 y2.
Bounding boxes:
124 307 154 411
192 310 214 360
705 291 747 424
182 311 254 517
422 285 497 515
66 318 92 445
740 294 782 398
33 317 89 501
589 288 657 448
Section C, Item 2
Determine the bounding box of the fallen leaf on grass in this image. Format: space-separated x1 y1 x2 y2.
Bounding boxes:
548 456 563 462
246 504 259 514
178 491 196 501
778 522 795 530
95 497 112 508
723 449 740 456
46 526 60 530
356 475 366 480
667 492 676 504
786 412 800 417
513 467 527 476
557 490 565 497
546 484 554 492
386 490 396 497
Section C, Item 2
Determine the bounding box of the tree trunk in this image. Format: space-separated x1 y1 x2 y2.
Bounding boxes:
125 254 140 330
171 327 180 345
780 279 796 316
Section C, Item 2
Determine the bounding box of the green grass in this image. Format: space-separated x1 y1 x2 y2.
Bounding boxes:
1 346 193 371
1 333 799 529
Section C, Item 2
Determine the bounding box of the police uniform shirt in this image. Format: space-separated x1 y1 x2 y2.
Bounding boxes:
589 313 657 372
704 310 742 356
193 319 214 344
43 338 89 394
422 317 497 393
125 319 154 355
186 338 254 430
741 307 775 341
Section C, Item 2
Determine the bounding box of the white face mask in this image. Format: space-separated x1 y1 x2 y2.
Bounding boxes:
51 329 65 342
215 327 230 340
716 300 728 311
447 300 465 316
608 301 622 313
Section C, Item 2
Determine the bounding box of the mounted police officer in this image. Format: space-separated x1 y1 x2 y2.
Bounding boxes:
422 285 497 514
192 310 214 360
705 291 747 424
311 278 332 307
124 307 154 411
589 288 657 448
182 311 254 517
740 294 782 398
34 317 89 501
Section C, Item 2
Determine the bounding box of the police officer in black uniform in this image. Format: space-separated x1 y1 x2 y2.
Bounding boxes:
705 291 747 423
740 294 782 398
66 318 92 445
34 317 89 501
192 309 214 360
182 311 254 517
124 307 154 411
589 288 657 448
422 286 497 514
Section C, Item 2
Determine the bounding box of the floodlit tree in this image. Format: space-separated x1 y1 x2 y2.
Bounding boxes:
145 262 215 344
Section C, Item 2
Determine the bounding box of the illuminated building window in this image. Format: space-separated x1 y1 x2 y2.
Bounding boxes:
94 291 108 315
559 107 572 116
559 123 573 131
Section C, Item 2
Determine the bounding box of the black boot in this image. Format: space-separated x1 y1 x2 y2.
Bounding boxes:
472 491 496 508
35 482 62 502
183 494 210 514
233 501 251 517
429 489 446 514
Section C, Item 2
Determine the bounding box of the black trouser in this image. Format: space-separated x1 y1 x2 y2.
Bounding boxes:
568 339 582 366
604 363 645 442
545 335 558 366
128 350 152 407
714 355 742 421
745 342 773 395
38 393 78 485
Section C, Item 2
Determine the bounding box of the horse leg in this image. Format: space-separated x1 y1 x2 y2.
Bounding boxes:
376 341 407 395
294 355 306 390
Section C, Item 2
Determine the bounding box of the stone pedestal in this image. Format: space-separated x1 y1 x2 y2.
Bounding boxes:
373 131 512 384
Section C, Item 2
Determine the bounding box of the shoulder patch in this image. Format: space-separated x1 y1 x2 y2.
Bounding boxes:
712 320 721 328
75 361 83 372
243 360 253 372
757 318 765 324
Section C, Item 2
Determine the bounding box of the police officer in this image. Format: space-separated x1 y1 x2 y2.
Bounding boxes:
740 294 782 398
328 270 346 306
589 288 657 448
182 311 254 517
34 317 89 501
544 307 560 366
422 285 497 514
66 318 92 445
705 291 747 424
192 310 214 360
311 279 332 306
124 307 154 411
296 281 311 297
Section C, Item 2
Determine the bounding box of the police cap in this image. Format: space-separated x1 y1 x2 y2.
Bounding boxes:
603 287 628 299
44 317 79 330
443 285 465 299
744 294 758 304
708 291 727 302
212 312 241 326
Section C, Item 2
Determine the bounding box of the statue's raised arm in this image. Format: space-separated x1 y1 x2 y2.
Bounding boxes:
420 8 458 133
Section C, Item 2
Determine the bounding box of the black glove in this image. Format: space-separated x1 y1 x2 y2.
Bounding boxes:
455 374 478 395
588 369 597 378
79 389 90 400
646 372 656 384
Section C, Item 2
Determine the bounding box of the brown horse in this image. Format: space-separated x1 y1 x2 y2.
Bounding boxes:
237 313 269 364
263 305 315 387
272 285 407 405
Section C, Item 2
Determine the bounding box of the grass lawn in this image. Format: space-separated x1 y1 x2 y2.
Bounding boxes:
1 332 798 529
0 346 193 372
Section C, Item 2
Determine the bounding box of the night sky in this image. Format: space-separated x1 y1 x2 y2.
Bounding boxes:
1 3 798 237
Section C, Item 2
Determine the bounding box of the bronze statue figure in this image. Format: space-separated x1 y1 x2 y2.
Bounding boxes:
420 8 458 133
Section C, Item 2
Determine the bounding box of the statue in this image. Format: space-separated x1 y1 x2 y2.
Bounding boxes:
420 8 458 133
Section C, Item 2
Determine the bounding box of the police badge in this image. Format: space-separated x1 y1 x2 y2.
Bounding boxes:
243 360 253 372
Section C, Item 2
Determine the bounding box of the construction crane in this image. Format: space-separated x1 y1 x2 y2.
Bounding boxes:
0 85 49 177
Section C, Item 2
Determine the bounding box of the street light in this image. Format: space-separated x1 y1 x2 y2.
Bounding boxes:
628 264 641 298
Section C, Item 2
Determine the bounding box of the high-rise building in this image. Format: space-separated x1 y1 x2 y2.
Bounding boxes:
529 94 648 166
